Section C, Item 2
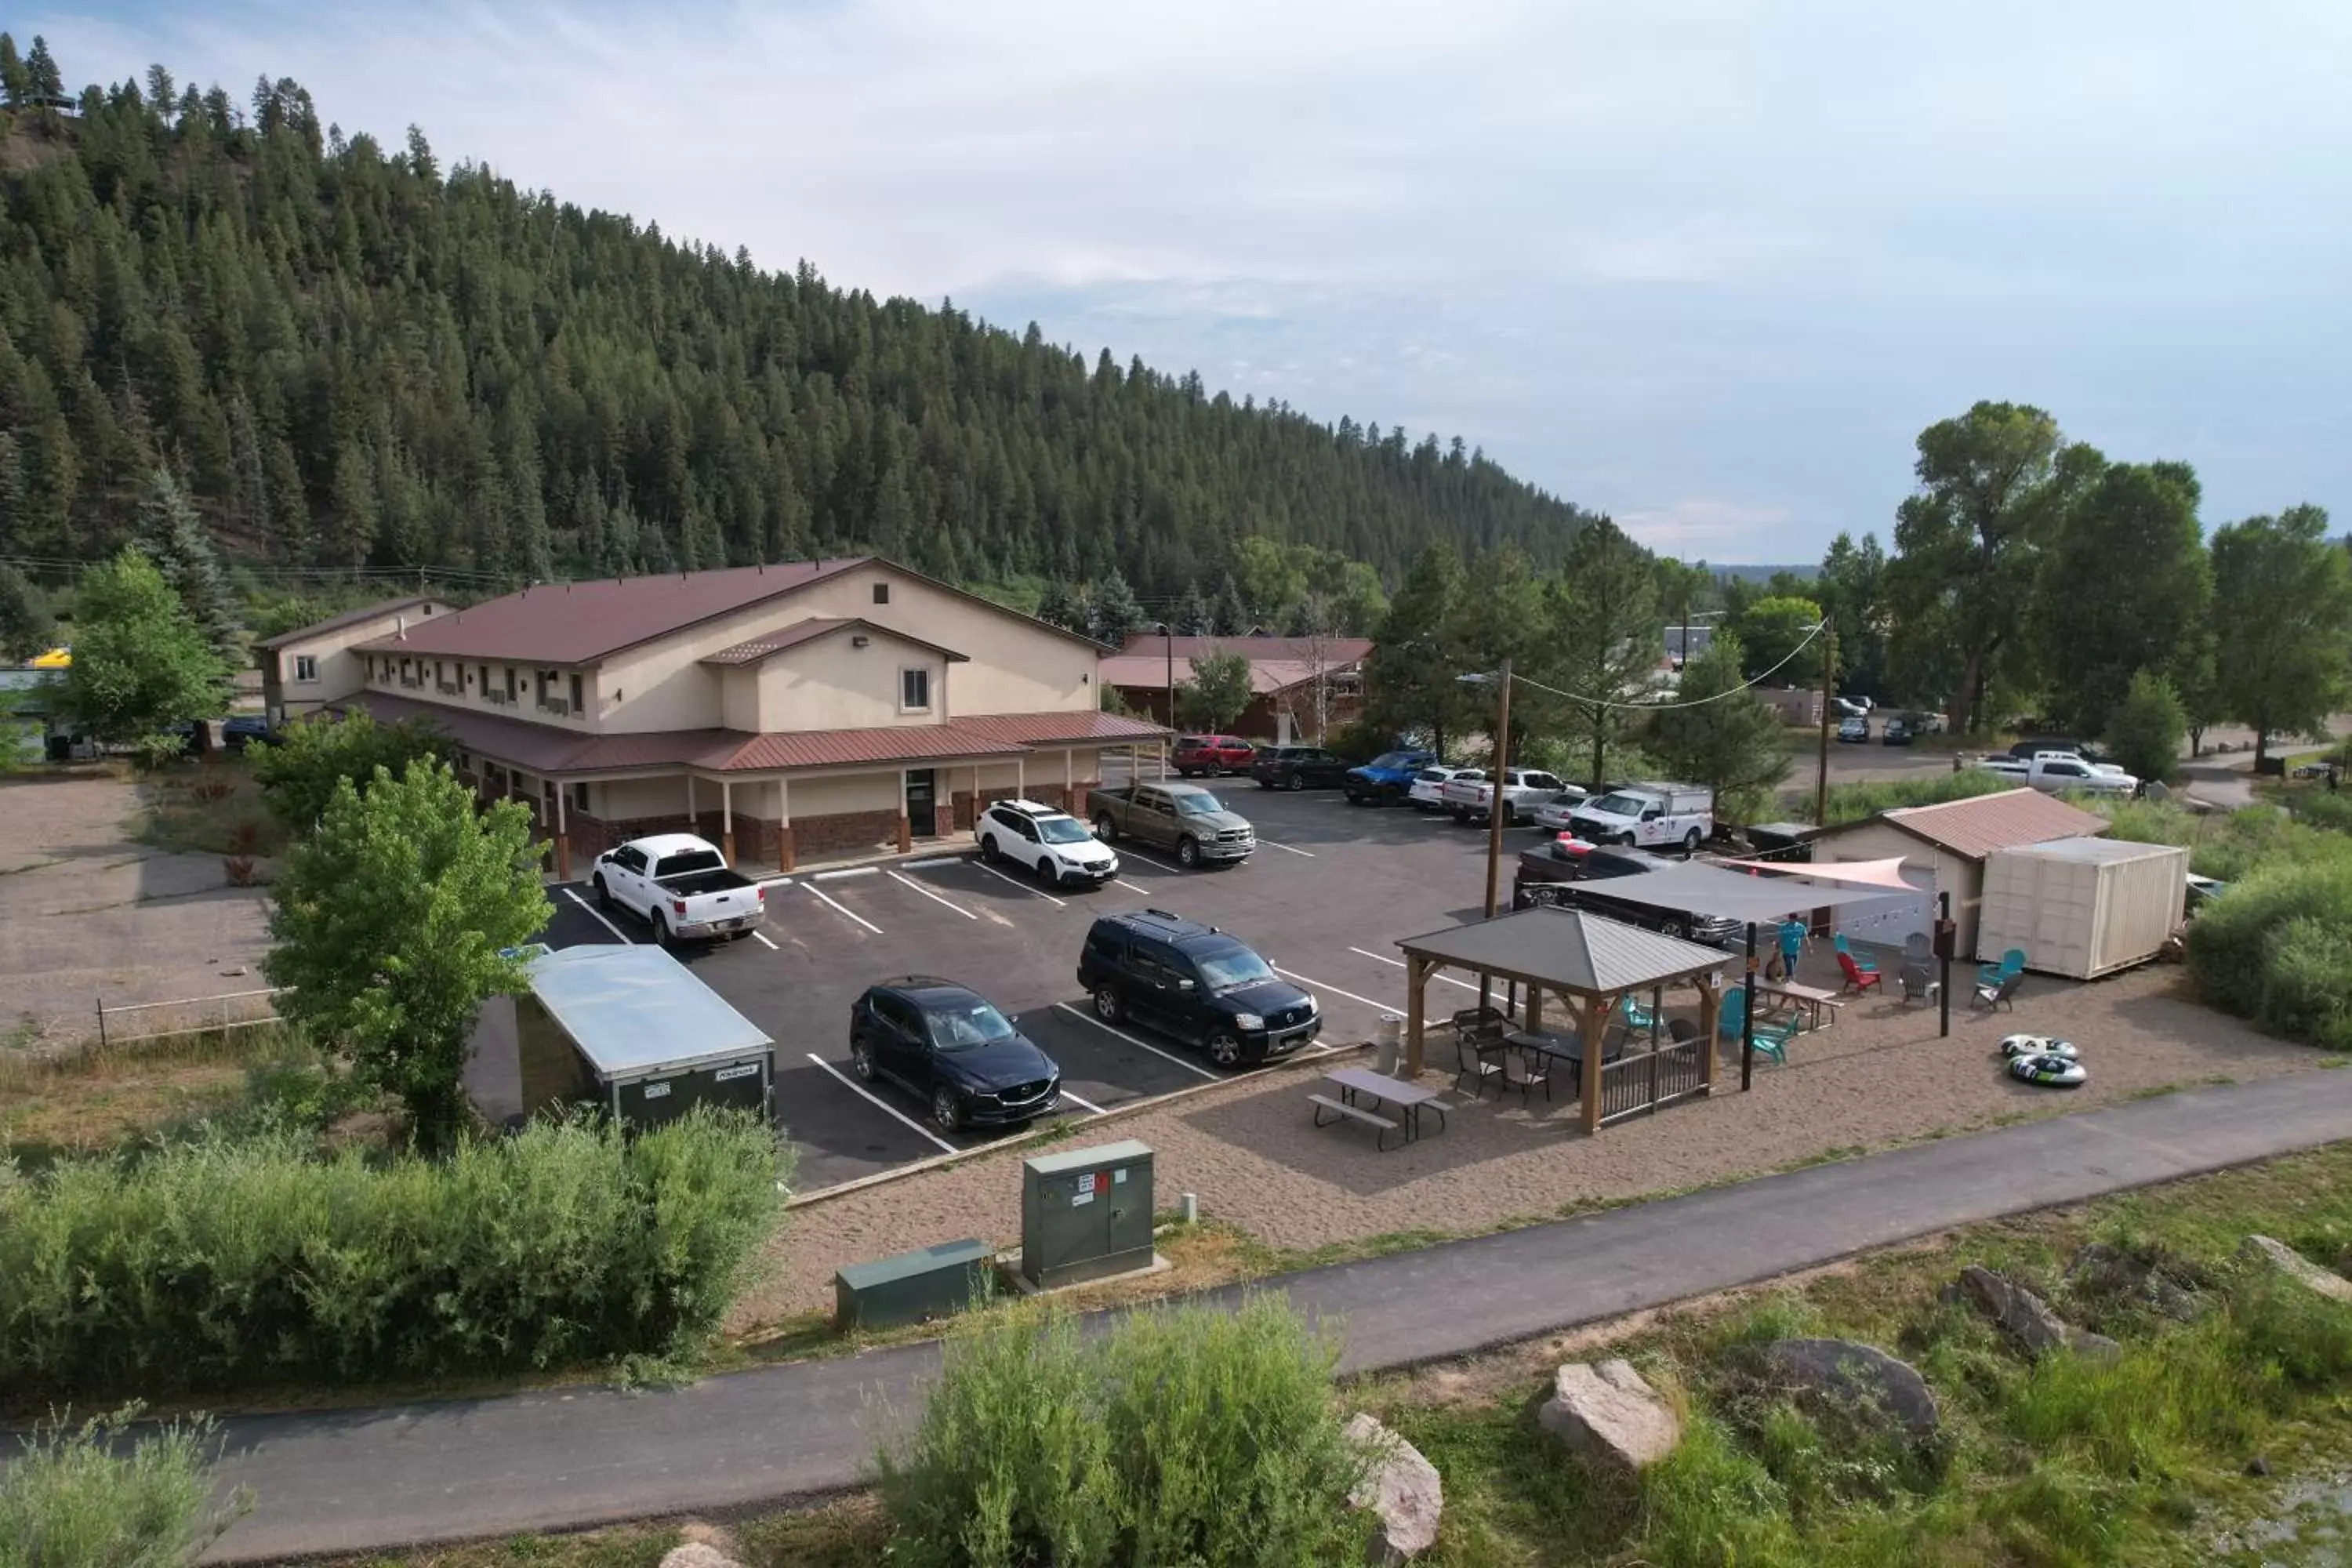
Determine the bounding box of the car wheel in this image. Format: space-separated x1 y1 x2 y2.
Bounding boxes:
1092 984 1123 1023
978 834 1000 863
1286 772 1305 792
1206 1031 1244 1069
651 913 673 949
1660 918 1689 940
931 1086 963 1134
1094 813 1118 842
1036 858 1061 890
593 875 612 913
1499 802 1515 828
1683 828 1702 854
1176 835 1202 869
850 1038 877 1081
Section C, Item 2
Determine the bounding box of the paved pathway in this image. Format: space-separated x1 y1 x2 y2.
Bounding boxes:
200 1068 2352 1562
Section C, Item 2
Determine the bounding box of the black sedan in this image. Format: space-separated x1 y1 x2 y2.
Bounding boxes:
1249 745 1350 790
848 978 1062 1133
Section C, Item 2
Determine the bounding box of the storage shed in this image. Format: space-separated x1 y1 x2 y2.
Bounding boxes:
1976 837 2187 980
513 944 775 1127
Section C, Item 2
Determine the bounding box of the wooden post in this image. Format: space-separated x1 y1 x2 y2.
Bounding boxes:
1526 982 1544 1033
1063 748 1073 808
1404 955 1429 1076
778 777 796 873
897 767 913 854
686 772 697 827
720 779 735 865
1697 972 1722 1091
554 777 570 881
1580 993 1606 1132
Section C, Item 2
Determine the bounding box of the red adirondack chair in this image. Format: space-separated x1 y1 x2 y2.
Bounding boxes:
1837 949 1882 995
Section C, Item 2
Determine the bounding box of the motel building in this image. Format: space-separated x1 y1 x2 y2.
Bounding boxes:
268 557 1170 877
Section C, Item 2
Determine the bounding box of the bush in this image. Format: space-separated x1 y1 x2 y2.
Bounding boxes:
0 1407 245 1568
2289 789 2352 834
877 1294 1371 1568
1817 767 2015 826
0 1109 786 1399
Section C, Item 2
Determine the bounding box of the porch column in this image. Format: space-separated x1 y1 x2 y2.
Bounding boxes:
1017 755 1026 798
897 768 913 855
687 772 697 828
721 779 735 866
1159 741 1168 780
1697 973 1722 1091
1063 747 1073 810
1405 955 1430 1076
1526 984 1545 1033
554 778 570 881
778 778 796 873
1581 994 1608 1132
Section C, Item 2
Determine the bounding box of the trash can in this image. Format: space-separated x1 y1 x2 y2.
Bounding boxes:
1374 1013 1403 1075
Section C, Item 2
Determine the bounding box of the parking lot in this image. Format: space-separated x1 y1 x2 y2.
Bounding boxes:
531 781 1555 1192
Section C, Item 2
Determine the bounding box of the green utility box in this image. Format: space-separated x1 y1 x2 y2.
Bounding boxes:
1021 1139 1156 1289
833 1237 993 1330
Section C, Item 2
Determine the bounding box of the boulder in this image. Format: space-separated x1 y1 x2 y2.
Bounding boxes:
1755 1338 1940 1443
1537 1359 1682 1472
1954 1265 2118 1359
659 1547 744 1568
2241 1235 2352 1305
2065 1243 2205 1322
1343 1413 1442 1564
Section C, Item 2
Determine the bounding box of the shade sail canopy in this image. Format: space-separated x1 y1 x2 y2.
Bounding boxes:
1569 860 1915 927
528 944 772 1080
1718 856 1920 891
1397 907 1730 996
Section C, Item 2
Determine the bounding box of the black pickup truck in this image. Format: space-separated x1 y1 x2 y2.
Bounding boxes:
1512 840 1741 946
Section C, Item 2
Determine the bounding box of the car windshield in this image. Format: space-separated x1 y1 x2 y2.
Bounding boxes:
1173 793 1227 817
1368 751 1416 769
1037 817 1092 844
1191 942 1275 992
1454 770 1486 783
1590 793 1648 816
924 999 1018 1050
1177 735 1208 749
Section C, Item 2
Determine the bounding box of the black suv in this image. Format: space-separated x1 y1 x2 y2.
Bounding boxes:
848 977 1062 1133
1249 746 1349 790
1076 909 1321 1068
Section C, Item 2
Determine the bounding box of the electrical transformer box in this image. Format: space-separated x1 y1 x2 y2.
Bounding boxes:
1021 1139 1156 1288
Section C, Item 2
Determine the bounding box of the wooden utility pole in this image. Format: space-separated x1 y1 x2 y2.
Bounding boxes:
1813 619 1835 828
1483 658 1513 920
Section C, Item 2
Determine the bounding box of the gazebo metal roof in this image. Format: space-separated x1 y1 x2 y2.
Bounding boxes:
1397 906 1730 996
1555 860 1910 927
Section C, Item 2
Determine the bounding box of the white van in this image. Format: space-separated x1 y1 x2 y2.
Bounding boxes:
1568 783 1715 852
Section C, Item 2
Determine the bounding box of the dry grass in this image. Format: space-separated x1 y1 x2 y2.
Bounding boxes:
0 1028 267 1160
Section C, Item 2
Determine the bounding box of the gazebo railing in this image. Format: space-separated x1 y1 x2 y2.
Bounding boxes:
1597 1034 1708 1126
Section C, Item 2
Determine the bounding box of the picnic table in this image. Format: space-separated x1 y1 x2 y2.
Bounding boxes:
1756 981 1843 1031
1309 1065 1450 1149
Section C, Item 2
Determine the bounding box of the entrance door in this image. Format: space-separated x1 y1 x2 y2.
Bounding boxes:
906 769 938 837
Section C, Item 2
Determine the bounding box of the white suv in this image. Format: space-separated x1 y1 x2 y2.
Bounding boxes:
978 799 1120 889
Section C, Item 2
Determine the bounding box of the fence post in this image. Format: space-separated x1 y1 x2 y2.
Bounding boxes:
96 996 106 1051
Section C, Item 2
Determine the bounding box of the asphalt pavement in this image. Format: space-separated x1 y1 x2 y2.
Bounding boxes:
194 1067 2352 1563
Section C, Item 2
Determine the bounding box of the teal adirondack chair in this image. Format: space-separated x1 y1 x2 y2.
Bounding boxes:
1618 994 1660 1032
1976 947 2025 990
1833 933 1877 974
1717 988 1796 1065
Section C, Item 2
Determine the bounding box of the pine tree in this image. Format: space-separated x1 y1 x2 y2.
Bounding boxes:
1214 573 1251 637
0 35 27 108
25 34 61 100
0 562 53 661
1174 580 1214 636
1087 568 1145 644
1553 520 1661 789
1035 579 1084 633
134 468 239 659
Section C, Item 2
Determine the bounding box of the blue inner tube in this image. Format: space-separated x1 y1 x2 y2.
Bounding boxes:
2009 1052 2087 1087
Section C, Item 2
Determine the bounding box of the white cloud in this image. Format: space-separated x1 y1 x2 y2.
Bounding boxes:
30 0 2352 557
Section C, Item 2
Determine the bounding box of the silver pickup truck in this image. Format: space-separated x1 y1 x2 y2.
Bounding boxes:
1086 781 1256 869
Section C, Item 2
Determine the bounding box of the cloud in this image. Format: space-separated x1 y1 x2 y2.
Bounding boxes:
28 0 2352 558
1617 502 1798 560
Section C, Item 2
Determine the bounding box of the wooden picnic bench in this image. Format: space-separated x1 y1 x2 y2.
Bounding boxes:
1308 1092 1403 1150
1309 1066 1449 1149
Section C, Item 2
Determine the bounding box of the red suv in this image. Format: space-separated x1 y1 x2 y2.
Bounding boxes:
1173 735 1255 777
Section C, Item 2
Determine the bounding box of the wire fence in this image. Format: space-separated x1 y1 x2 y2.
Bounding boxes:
93 987 289 1049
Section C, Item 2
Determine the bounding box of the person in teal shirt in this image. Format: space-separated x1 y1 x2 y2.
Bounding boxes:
1774 915 1807 982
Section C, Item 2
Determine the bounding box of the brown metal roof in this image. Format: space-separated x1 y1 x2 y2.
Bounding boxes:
255 597 448 650
702 725 1032 772
350 560 870 663
1879 788 2108 862
700 618 969 668
348 692 732 774
1117 633 1377 664
1398 907 1730 996
946 710 1171 746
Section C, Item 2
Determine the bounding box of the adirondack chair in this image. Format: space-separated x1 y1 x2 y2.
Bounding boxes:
1618 993 1660 1032
1977 948 2025 990
1833 933 1878 974
1836 949 1883 995
1717 988 1795 1064
1972 970 2024 1012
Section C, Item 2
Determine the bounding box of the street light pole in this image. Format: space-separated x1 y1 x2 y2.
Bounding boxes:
1813 618 1835 828
1483 656 1513 921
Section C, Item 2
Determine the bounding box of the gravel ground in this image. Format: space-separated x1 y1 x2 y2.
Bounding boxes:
735 956 2324 1328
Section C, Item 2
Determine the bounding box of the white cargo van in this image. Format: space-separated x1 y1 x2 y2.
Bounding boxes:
1568 783 1715 852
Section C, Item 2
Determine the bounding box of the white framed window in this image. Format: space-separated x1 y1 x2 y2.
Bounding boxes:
900 667 931 712
293 655 318 683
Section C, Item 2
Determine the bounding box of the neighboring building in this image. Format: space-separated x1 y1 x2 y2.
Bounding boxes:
1806 788 2109 959
1663 624 1714 670
307 557 1163 873
254 596 455 724
1103 633 1374 743
1752 685 1823 728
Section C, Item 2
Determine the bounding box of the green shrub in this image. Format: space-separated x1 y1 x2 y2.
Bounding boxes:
0 1407 245 1568
2185 856 2352 1050
1817 768 2014 826
2231 1272 2352 1388
877 1294 1371 1568
2289 788 2352 834
0 1109 785 1399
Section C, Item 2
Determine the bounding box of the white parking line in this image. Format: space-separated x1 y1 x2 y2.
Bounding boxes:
804 1053 956 1153
1348 946 1481 992
887 869 978 920
1109 880 1155 897
1058 1087 1108 1115
751 930 779 950
803 882 883 935
1053 1002 1221 1082
1255 838 1316 858
562 887 634 945
1272 967 1395 1016
811 865 880 882
968 858 1065 907
902 855 964 869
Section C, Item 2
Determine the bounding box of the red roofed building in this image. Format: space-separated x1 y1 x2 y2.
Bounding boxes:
1102 633 1374 743
279 557 1167 873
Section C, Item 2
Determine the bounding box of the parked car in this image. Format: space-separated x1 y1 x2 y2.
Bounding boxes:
220 716 279 750
1087 780 1255 868
1882 716 1915 746
977 798 1119 889
1250 745 1350 790
1514 841 1741 944
2023 755 2138 797
1528 788 1592 831
1567 783 1715 852
1172 735 1256 776
591 833 764 946
2008 735 2108 764
1837 716 1870 743
1343 749 1439 804
1076 908 1319 1067
1440 767 1570 826
1835 696 1871 719
1407 764 1478 811
849 978 1062 1132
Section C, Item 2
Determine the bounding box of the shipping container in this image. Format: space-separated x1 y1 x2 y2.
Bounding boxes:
1977 837 2187 979
507 943 775 1129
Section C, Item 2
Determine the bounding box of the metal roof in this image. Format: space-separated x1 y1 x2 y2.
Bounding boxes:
254 596 448 650
526 944 771 1081
1551 860 1915 927
1397 907 1732 996
699 618 969 668
702 724 1032 771
1988 835 2183 866
1879 788 2107 861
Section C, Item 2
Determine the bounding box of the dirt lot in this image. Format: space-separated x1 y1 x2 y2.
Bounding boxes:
736 954 2325 1328
0 772 274 1048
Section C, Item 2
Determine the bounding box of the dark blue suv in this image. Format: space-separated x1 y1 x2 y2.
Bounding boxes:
1076 909 1321 1068
849 978 1062 1133
1343 749 1439 805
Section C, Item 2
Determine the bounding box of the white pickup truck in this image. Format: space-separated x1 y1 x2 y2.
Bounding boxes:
1566 782 1715 851
1983 753 2139 797
590 833 766 946
1440 766 1571 826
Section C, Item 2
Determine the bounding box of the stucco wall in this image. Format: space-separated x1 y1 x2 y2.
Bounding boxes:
267 601 454 718
749 633 947 731
787 568 1094 718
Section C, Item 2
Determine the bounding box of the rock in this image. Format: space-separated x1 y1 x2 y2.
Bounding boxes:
1343 1413 1442 1564
1537 1359 1682 1472
2247 1454 2272 1477
659 1545 744 1568
1755 1338 1940 1443
2241 1236 2352 1305
2065 1243 2205 1322
1957 1265 2114 1359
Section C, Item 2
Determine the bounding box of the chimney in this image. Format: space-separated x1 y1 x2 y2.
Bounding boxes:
395 615 407 640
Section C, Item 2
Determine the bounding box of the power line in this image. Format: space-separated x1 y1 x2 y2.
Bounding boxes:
1500 621 1831 713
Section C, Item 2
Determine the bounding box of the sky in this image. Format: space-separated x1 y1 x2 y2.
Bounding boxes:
25 1 2352 561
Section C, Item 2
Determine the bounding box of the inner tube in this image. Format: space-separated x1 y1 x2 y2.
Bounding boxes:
2000 1034 2078 1061
2009 1052 2087 1087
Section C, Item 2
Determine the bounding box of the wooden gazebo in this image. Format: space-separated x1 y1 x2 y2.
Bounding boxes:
1396 907 1732 1131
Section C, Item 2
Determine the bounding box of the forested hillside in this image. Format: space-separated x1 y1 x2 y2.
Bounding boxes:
0 41 1592 614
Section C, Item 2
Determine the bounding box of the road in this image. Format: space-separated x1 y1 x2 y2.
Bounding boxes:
194 1068 2352 1563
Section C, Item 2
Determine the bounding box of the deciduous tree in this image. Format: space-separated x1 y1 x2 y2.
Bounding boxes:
2210 505 2352 764
2034 461 2211 738
2104 670 2186 786
252 708 449 833
56 549 230 746
1177 652 1252 733
1726 595 1823 684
